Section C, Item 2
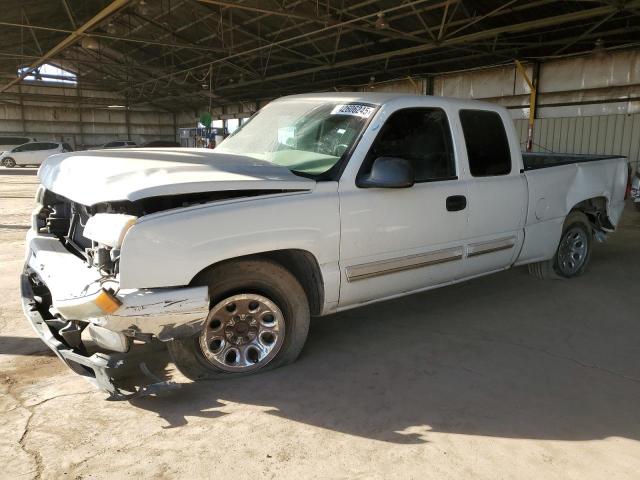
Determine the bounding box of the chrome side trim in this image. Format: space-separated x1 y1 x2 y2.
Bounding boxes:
467 236 516 258
346 247 463 282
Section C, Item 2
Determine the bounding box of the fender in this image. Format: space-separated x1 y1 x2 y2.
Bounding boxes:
118 183 341 307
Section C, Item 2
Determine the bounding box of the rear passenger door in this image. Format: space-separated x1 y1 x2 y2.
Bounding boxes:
457 109 526 278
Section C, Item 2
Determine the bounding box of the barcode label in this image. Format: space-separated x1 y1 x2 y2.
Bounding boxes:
331 104 375 118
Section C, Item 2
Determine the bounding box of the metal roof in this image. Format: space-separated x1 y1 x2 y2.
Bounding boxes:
1 0 639 111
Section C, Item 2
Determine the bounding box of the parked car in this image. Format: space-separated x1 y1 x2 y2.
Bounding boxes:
21 93 629 398
98 140 137 149
0 136 36 158
138 140 180 148
1 141 72 167
631 170 640 210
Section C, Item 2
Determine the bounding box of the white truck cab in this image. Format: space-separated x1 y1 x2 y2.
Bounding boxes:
21 93 629 398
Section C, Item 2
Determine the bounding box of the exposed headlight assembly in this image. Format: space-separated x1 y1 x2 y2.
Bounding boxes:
84 213 137 248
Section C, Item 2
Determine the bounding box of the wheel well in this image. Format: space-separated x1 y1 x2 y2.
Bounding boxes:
190 249 325 316
570 196 613 230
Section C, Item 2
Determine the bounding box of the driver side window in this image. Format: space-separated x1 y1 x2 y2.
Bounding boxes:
362 108 456 183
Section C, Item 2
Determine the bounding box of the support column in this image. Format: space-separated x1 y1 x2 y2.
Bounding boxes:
18 84 27 136
77 81 84 149
515 60 539 152
173 111 178 143
425 75 434 96
125 103 131 141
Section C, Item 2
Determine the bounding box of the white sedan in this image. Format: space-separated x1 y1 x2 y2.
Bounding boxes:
1 141 72 167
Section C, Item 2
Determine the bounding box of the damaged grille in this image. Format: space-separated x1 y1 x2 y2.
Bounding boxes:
67 203 93 256
35 186 300 275
36 192 93 258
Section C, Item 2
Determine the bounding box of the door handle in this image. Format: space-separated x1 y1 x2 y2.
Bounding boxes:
446 195 467 212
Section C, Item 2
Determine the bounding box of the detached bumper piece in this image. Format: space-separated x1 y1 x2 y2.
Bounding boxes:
21 273 179 400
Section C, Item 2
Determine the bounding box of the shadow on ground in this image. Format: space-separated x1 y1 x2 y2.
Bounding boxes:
130 219 640 443
0 336 56 356
10 206 638 444
0 167 38 176
0 224 30 230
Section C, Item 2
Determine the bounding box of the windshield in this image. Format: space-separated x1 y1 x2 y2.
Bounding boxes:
215 99 375 177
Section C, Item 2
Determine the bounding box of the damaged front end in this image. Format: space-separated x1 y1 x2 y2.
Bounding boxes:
22 188 210 399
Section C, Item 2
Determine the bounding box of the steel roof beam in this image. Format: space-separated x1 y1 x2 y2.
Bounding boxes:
124 0 437 92
208 1 640 93
0 0 131 93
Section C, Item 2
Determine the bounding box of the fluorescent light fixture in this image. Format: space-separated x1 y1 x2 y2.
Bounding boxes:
108 105 127 109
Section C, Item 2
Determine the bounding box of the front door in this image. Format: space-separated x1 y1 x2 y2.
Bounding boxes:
338 107 468 308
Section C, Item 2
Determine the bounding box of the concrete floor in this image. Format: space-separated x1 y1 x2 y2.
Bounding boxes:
1 167 639 479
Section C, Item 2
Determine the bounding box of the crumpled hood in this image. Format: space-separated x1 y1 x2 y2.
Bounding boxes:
38 148 315 205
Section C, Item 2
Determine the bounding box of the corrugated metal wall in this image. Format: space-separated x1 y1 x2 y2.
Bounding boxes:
513 114 640 171
0 83 177 149
433 49 640 171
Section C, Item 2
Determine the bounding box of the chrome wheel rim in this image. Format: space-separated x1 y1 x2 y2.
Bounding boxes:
557 226 588 275
199 293 285 373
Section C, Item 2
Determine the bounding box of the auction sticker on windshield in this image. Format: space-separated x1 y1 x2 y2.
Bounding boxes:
331 104 375 118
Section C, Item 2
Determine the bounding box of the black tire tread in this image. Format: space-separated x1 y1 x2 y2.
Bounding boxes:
527 210 592 280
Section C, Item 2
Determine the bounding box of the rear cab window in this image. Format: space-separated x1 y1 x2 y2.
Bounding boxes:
459 109 511 176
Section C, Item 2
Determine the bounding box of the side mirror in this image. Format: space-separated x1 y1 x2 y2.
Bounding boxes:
357 156 415 189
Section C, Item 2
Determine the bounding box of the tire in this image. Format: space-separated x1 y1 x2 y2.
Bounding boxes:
4 158 15 168
168 258 310 381
528 211 592 279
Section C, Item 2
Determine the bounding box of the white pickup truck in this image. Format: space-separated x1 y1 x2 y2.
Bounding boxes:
22 93 630 398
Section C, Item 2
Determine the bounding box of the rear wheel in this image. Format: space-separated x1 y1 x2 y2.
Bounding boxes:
528 211 592 279
4 158 15 168
168 258 310 380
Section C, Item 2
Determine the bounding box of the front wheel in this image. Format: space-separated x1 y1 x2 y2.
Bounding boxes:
528 211 592 279
168 259 310 380
3 158 15 168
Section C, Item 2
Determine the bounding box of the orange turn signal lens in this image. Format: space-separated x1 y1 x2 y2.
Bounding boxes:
94 289 122 314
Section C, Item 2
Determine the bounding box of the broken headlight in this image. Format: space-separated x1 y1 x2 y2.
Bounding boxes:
83 213 137 249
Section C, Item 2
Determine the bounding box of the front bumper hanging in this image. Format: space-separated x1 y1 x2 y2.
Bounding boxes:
21 273 183 399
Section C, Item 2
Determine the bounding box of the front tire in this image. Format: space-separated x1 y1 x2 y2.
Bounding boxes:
168 258 310 381
4 158 15 168
528 211 592 279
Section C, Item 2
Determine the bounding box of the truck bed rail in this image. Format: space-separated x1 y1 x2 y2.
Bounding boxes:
522 152 625 171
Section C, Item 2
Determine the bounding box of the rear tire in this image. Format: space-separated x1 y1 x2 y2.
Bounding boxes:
168 258 310 381
528 211 592 279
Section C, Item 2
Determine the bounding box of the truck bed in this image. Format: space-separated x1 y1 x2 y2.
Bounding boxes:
516 152 628 266
522 152 624 171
